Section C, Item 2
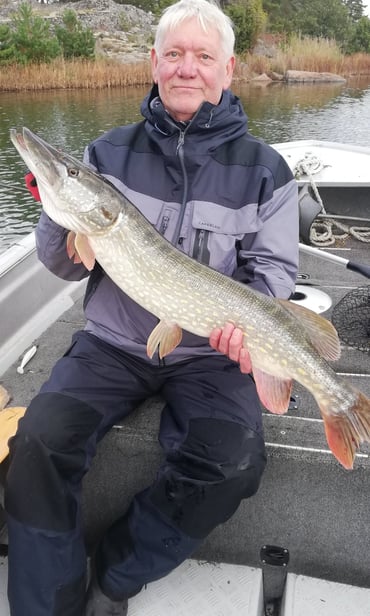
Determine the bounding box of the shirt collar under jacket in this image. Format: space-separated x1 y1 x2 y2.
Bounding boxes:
140 84 248 150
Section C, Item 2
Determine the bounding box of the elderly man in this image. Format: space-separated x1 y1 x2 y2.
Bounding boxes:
5 0 298 614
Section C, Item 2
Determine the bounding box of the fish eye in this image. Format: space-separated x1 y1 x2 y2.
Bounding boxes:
68 167 79 178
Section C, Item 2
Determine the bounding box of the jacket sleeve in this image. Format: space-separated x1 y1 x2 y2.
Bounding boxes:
234 177 299 299
35 211 89 282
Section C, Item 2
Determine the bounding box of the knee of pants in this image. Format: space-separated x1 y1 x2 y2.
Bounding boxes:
5 392 102 531
9 391 102 466
150 417 267 539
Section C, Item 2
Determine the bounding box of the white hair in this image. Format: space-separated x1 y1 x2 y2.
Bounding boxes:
154 0 235 59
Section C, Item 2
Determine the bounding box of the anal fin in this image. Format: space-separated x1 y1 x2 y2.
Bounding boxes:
252 367 293 414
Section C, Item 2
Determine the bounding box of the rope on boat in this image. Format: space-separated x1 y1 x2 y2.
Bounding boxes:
294 153 325 210
294 152 370 246
295 153 370 353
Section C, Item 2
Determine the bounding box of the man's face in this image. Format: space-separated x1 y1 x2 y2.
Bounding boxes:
151 18 235 122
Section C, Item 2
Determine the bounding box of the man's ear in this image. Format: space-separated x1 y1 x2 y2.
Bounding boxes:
224 56 235 90
151 48 159 84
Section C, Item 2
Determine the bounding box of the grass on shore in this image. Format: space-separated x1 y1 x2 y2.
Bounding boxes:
0 57 153 91
1 36 370 91
243 36 370 78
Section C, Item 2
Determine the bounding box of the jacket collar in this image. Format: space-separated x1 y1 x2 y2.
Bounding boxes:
140 84 248 147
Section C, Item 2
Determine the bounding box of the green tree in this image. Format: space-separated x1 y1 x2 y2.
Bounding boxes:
262 0 295 33
344 0 366 21
226 0 266 52
55 9 95 59
0 24 15 65
293 0 351 43
347 14 370 50
10 3 61 64
263 0 353 46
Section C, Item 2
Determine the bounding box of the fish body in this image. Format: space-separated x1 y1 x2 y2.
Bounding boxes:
11 127 370 469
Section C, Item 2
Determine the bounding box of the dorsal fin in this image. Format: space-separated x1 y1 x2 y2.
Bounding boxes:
278 298 341 361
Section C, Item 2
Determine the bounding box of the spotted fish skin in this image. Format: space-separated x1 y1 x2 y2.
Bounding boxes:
10 126 370 470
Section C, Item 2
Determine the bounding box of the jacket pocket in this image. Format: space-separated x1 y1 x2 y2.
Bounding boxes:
131 196 179 240
188 201 263 274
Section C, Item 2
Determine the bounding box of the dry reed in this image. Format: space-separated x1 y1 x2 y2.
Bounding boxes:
237 35 370 80
0 58 152 91
1 37 370 91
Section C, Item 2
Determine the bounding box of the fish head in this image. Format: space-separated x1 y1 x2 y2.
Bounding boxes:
10 127 123 235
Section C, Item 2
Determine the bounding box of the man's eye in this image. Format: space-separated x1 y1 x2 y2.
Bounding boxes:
200 53 214 63
167 51 178 58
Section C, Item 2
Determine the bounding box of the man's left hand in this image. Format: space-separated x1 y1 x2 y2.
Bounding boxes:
209 323 252 373
25 171 41 202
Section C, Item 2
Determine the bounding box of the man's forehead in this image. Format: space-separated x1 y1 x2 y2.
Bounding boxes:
161 24 221 51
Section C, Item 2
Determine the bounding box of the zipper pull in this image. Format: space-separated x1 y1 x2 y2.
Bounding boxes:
176 130 185 154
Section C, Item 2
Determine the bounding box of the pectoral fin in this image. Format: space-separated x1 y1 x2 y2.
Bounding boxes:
74 233 96 271
147 321 183 359
67 231 96 271
66 231 77 260
252 367 293 414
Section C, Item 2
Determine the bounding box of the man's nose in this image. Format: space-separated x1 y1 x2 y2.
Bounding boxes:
177 53 197 77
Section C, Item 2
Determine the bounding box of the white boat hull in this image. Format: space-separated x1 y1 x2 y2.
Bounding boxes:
272 139 370 187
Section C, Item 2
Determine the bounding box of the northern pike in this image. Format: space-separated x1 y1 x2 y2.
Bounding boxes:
11 127 370 470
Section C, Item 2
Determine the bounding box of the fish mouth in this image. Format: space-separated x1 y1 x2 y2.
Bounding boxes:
12 127 87 195
10 126 65 189
10 128 37 173
11 127 123 225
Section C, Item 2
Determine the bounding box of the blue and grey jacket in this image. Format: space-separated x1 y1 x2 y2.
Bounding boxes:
36 86 299 363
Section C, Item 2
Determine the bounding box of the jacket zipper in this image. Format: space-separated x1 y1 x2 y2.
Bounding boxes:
172 128 188 246
171 107 214 246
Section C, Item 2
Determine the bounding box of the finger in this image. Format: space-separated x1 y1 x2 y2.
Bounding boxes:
217 322 236 354
228 327 244 362
209 327 222 350
239 347 252 373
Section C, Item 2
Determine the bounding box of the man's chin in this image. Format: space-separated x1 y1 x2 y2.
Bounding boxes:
168 100 205 122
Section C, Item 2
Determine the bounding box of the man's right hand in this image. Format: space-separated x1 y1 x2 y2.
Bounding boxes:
209 323 252 374
25 171 41 202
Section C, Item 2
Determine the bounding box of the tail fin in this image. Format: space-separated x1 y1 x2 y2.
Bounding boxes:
322 392 370 470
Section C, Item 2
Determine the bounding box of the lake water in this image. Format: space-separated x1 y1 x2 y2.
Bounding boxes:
1 76 370 254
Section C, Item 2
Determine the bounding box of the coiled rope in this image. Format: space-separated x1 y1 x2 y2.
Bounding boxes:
293 152 370 246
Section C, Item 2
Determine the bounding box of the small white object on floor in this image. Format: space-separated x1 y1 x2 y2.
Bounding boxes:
16 345 37 375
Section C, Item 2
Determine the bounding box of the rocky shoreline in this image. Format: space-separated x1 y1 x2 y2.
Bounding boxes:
0 0 348 81
0 0 156 64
